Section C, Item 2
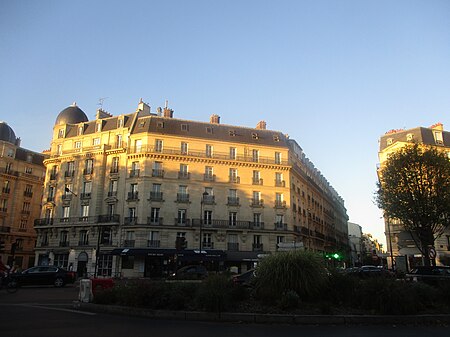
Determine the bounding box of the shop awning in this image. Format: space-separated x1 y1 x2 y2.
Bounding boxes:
111 248 176 257
176 249 226 261
226 251 261 262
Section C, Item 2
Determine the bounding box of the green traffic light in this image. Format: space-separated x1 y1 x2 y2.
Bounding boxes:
333 253 340 259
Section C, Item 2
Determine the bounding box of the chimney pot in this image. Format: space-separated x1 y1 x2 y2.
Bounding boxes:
256 121 267 130
210 114 220 124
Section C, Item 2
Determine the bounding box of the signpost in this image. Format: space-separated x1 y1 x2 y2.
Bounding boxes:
277 242 304 251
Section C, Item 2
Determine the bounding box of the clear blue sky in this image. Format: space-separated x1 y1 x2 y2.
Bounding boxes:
1 0 450 246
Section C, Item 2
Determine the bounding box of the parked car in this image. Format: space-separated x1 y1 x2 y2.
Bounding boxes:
405 266 450 285
357 265 393 278
169 265 208 280
11 266 76 287
232 269 256 286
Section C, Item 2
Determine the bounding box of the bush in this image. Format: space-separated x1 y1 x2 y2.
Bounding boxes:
278 290 300 310
254 251 328 302
195 274 234 312
322 271 361 306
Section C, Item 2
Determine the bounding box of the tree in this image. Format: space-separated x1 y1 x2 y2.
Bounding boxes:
376 144 450 266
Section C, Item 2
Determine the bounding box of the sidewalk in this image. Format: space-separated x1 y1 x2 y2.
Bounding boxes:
72 302 450 325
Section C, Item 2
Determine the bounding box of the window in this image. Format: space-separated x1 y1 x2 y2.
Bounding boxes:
229 212 237 226
150 208 160 223
96 123 102 132
25 167 32 174
177 209 187 225
253 213 262 227
20 219 27 231
153 162 163 177
277 236 285 245
93 138 100 146
202 233 213 248
135 139 142 153
84 159 93 174
118 118 124 128
74 141 81 149
7 149 14 157
157 122 164 128
228 234 238 251
60 231 69 247
152 183 161 193
79 230 89 245
275 152 282 164
252 133 259 139
62 206 70 220
253 170 261 184
109 180 118 196
149 231 160 248
58 129 65 138
253 191 260 202
54 254 69 268
229 147 236 160
128 207 136 219
252 149 259 162
155 139 163 152
181 124 189 131
205 166 214 180
406 133 414 141
111 157 119 173
386 138 393 146
116 134 123 148
48 186 55 201
206 127 213 134
81 205 89 220
229 168 239 183
181 142 188 155
434 131 444 145
107 204 115 216
98 255 113 277
203 210 212 225
206 144 213 157
78 125 84 135
130 161 140 177
66 161 75 176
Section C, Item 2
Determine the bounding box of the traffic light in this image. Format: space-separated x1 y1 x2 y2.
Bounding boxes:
325 252 342 260
0 240 5 252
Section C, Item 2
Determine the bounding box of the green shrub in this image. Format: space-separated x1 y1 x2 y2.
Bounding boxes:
195 274 233 312
254 250 328 302
322 271 360 306
278 290 300 310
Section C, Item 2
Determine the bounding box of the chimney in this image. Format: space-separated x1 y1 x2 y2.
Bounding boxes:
430 122 444 131
137 98 151 116
210 114 220 124
96 109 113 119
163 107 174 118
256 120 267 130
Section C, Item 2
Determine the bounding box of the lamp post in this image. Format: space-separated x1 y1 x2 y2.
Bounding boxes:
199 191 208 250
386 215 395 271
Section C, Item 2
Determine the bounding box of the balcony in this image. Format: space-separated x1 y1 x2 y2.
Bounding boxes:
203 174 216 182
250 199 264 207
178 171 190 180
80 192 91 199
147 217 163 225
23 191 33 198
252 178 263 185
110 167 119 174
107 191 118 197
149 191 163 201
64 170 75 178
60 217 70 223
202 195 215 205
251 222 264 229
176 193 190 203
174 218 191 226
227 242 239 251
202 242 214 249
252 243 264 252
20 210 30 216
229 176 240 183
123 217 138 226
59 241 70 247
34 218 53 226
124 240 135 248
83 168 93 175
79 216 90 222
152 169 164 178
129 169 140 178
227 197 240 206
127 192 139 201
274 200 286 208
62 194 72 201
275 180 286 187
147 240 160 248
97 214 120 223
275 223 288 231
2 187 10 194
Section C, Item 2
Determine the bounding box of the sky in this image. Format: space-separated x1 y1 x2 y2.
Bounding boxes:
1 0 450 247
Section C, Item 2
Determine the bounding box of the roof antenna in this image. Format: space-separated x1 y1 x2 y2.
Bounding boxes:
98 97 108 109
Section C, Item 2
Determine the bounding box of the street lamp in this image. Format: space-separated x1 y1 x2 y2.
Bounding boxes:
199 191 208 250
385 215 395 271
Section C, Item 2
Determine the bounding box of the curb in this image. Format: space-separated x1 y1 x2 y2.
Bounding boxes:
72 302 450 325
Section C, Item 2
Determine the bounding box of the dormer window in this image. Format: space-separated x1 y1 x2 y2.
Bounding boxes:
58 129 65 138
206 127 213 134
181 124 189 131
117 118 124 128
252 133 259 139
96 123 102 132
78 125 84 135
229 130 236 136
434 131 444 145
157 122 164 128
386 138 393 146
406 133 414 141
139 121 146 128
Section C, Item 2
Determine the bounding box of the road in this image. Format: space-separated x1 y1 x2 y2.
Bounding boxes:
0 285 449 337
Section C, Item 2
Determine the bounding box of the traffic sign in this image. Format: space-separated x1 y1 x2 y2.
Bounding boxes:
429 247 436 259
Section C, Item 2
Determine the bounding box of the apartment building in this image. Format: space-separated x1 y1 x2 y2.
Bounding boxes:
378 123 450 267
0 122 46 269
34 100 349 278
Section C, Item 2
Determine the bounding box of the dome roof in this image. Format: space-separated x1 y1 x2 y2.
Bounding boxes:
55 103 88 125
0 121 17 144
